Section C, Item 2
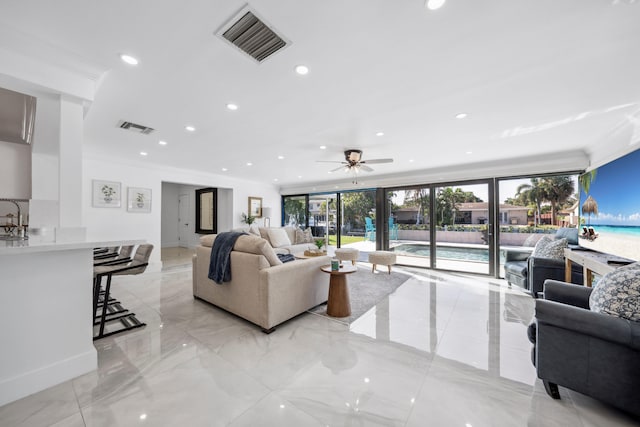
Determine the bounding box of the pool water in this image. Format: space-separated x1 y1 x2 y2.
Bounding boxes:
392 243 502 263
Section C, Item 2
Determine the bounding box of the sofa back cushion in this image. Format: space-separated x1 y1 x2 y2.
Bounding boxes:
532 236 567 259
199 234 282 266
267 228 292 248
555 227 579 245
589 262 640 321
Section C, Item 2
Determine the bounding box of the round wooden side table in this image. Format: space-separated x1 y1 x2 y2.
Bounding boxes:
320 264 357 317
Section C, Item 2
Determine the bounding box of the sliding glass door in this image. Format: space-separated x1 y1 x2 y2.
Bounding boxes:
386 186 431 268
433 182 493 275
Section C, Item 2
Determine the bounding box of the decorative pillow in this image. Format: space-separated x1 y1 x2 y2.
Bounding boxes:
555 228 579 245
589 262 640 321
233 235 282 266
532 236 567 259
295 227 314 244
522 234 541 247
267 228 292 248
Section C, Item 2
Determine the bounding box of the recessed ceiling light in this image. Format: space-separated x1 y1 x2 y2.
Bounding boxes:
409 159 415 163
298 175 302 179
466 151 473 155
221 167 228 172
226 103 238 111
185 125 195 132
455 112 468 119
120 54 139 65
158 140 167 146
295 65 309 75
246 162 253 166
376 132 384 137
140 151 148 156
277 155 285 160
273 178 279 182
426 0 446 10
319 145 327 150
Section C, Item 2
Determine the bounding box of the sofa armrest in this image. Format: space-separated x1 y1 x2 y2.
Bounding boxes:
504 248 531 262
536 299 640 350
542 280 592 309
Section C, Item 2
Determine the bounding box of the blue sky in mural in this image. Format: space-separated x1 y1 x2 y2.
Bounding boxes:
582 148 640 226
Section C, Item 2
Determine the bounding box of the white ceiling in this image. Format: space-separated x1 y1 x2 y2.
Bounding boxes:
1 0 640 192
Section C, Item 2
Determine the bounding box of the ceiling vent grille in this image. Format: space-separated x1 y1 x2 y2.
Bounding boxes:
218 8 288 63
117 120 155 135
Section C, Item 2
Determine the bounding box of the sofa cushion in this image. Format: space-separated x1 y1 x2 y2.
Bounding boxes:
234 234 282 266
555 227 579 245
532 236 567 260
295 227 314 244
589 262 640 322
283 226 297 245
267 228 292 248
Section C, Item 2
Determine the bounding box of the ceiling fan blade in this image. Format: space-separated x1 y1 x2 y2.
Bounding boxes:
330 165 347 172
360 158 393 164
359 164 374 172
316 160 347 164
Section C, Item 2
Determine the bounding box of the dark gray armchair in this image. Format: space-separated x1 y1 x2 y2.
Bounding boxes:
504 253 583 298
504 228 583 298
528 280 640 417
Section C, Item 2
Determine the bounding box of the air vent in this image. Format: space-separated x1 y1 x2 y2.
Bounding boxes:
117 120 155 135
218 8 288 63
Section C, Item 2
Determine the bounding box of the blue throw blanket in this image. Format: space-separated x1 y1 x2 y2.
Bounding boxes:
277 253 296 263
208 232 246 284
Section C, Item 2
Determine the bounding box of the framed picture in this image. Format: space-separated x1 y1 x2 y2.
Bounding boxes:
92 180 121 208
127 187 152 213
248 196 262 218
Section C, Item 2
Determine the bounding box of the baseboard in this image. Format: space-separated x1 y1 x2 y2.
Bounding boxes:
0 348 97 406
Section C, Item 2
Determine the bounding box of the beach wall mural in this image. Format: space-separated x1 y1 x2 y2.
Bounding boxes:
579 148 640 260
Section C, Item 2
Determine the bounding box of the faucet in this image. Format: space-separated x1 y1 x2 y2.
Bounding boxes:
1 199 24 236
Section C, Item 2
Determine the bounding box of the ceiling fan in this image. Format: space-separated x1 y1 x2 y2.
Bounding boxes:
317 149 393 183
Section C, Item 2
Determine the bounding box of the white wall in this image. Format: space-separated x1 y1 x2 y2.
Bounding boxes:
83 154 281 269
161 183 180 247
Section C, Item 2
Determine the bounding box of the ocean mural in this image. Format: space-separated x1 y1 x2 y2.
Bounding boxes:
581 148 640 229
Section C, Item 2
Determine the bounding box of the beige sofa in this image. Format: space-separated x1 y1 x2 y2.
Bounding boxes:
232 225 319 254
192 233 330 332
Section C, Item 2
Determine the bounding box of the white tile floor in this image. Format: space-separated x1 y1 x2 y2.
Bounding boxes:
1 254 638 426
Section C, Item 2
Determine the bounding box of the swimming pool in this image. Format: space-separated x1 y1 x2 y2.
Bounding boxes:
392 243 496 263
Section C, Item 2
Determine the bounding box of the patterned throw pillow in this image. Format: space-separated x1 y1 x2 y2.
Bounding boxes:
589 263 640 321
295 227 314 244
532 236 567 259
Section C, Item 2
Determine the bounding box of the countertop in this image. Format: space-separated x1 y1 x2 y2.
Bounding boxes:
0 238 146 255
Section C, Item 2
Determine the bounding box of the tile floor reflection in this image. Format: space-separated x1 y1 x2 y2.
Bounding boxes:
1 261 638 426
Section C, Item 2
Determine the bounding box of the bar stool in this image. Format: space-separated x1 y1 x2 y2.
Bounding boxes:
93 244 153 340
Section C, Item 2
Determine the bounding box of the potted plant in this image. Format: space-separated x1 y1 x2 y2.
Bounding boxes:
241 212 255 225
101 185 115 203
314 238 325 253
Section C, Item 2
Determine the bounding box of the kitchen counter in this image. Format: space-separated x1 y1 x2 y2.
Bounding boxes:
0 238 145 255
0 238 146 406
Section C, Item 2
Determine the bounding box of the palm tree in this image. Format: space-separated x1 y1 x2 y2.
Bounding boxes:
540 176 575 226
579 169 597 195
516 178 546 226
405 188 429 224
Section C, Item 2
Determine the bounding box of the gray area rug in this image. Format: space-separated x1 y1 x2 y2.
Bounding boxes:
308 265 412 324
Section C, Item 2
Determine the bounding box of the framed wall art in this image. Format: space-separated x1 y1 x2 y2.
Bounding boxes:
92 180 121 208
127 187 152 213
248 196 262 218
